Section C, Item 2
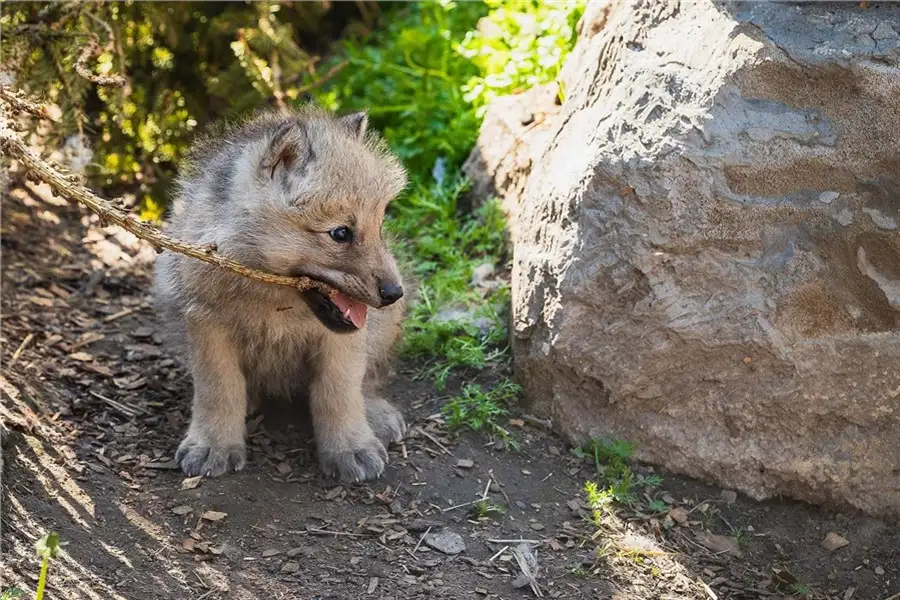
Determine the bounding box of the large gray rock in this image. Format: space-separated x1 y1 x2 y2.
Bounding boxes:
501 1 900 517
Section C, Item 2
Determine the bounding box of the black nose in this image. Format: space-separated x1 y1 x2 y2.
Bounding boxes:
378 282 404 306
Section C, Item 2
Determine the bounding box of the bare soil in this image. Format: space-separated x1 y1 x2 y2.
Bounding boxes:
1 180 898 600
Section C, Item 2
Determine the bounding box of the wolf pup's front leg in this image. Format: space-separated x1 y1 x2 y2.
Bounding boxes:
311 332 387 482
176 320 248 477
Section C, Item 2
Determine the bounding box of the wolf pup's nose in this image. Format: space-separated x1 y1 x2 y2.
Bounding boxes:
378 282 404 306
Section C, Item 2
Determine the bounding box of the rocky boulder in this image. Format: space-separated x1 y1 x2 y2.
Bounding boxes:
479 1 900 516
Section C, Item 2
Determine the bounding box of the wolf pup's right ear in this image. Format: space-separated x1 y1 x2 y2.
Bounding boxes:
261 120 311 180
338 111 368 141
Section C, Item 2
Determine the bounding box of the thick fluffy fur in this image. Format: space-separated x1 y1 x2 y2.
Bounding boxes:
154 106 410 482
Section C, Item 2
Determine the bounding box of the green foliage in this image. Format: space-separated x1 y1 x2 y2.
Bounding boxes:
1 589 25 600
3 1 347 215
443 380 521 448
308 1 581 385
311 2 488 176
8 1 583 397
470 499 505 519
458 0 584 111
578 439 663 516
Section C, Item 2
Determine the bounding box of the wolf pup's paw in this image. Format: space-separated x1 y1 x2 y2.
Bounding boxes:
176 432 247 477
366 397 407 446
318 428 388 483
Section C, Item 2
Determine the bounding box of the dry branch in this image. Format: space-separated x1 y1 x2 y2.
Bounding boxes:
74 37 127 87
0 98 335 298
0 87 54 121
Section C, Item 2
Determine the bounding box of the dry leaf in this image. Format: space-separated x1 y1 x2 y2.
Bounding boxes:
262 549 281 558
180 476 203 490
84 363 113 376
29 296 54 307
69 352 94 362
325 486 344 500
201 510 228 522
172 505 193 516
822 532 849 552
668 507 689 525
695 531 742 557
182 538 196 552
276 462 292 476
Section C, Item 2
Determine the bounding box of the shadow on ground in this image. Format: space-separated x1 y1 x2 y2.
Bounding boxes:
2 178 897 600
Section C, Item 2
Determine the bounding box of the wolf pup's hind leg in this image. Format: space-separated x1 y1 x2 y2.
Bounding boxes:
176 321 248 477
365 396 407 446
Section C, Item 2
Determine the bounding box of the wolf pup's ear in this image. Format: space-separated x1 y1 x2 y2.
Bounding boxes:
338 111 368 141
261 120 311 180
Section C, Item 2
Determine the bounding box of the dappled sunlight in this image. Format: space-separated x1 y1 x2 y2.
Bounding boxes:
3 494 127 600
99 541 135 569
585 507 709 598
112 501 177 552
21 435 96 520
14 447 93 531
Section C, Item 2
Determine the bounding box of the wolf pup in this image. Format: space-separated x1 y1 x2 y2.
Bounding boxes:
153 106 409 483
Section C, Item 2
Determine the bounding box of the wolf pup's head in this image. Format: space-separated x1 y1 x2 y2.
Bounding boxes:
221 107 408 333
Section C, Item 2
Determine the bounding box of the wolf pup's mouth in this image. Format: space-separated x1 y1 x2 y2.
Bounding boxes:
302 289 368 333
330 291 368 328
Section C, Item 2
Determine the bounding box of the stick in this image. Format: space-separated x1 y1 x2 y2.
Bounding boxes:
415 427 452 456
411 526 430 554
89 390 141 418
305 527 363 538
0 87 53 120
489 545 509 563
74 37 126 87
489 469 511 507
9 333 34 367
487 539 541 544
0 120 337 299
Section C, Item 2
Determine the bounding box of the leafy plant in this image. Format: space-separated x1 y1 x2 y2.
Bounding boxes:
457 0 584 111
578 439 663 514
443 380 521 447
470 499 505 519
307 1 581 388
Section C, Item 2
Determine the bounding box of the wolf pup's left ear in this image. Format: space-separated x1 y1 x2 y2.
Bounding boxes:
338 111 368 141
261 120 311 180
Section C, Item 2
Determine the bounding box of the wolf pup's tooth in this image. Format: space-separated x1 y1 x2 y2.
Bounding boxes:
153 105 411 483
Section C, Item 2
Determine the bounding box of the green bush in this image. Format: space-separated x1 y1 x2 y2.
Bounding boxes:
5 0 584 386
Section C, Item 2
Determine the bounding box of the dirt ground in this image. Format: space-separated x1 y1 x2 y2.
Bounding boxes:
1 179 898 600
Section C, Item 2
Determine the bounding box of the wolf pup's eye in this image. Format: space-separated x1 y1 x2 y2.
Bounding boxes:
329 226 353 244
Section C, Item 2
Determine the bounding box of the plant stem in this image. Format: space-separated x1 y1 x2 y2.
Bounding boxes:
35 556 49 600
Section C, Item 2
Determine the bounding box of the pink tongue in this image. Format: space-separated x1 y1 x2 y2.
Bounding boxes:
330 292 368 328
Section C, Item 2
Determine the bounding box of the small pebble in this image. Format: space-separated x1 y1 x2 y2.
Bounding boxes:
456 459 474 469
530 523 545 531
281 561 300 574
424 530 466 555
874 566 885 576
